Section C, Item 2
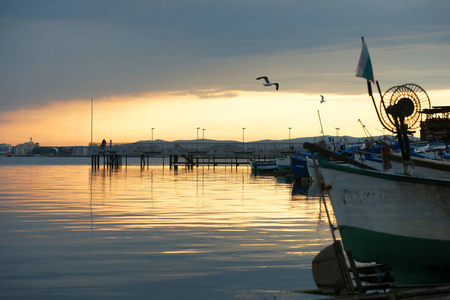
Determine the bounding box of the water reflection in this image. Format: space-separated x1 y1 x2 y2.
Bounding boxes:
291 181 322 201
1 162 332 299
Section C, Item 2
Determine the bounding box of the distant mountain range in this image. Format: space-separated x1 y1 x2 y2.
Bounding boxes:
133 135 414 145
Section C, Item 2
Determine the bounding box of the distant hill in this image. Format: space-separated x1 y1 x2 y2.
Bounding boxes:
133 135 409 145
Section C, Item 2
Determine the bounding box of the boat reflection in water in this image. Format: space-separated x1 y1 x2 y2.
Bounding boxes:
291 181 321 201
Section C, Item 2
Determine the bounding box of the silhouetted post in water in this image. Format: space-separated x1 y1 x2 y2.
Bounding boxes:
174 155 178 171
91 154 100 169
170 155 179 170
140 154 145 168
91 151 121 170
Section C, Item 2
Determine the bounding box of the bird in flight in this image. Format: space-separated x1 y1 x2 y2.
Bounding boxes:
256 76 279 91
320 95 325 103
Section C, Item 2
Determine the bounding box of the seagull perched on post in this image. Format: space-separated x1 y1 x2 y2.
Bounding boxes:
320 95 325 103
256 76 279 91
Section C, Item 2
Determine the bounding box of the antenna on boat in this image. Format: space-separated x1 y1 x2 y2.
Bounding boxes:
317 109 327 147
357 119 373 139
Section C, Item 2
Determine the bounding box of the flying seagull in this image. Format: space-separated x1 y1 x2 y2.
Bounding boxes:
320 95 325 103
256 76 279 91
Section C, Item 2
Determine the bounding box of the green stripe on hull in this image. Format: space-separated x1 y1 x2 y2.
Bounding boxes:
339 226 450 285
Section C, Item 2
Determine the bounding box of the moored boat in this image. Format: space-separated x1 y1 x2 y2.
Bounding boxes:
384 152 450 179
305 156 322 182
317 155 450 285
275 157 291 171
310 38 450 294
291 156 309 179
249 160 277 173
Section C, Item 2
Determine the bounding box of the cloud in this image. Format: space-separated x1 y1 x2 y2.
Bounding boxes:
174 90 239 100
0 0 449 112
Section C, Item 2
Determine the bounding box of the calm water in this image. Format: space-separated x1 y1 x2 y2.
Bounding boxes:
0 157 334 299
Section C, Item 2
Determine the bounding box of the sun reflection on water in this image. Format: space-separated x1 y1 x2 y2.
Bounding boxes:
1 162 334 299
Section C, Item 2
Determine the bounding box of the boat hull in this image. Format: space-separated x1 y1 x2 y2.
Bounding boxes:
320 160 450 284
275 157 292 171
305 156 322 181
340 225 450 284
249 160 277 173
291 156 309 179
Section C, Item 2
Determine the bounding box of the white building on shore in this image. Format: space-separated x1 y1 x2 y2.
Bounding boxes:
15 138 39 156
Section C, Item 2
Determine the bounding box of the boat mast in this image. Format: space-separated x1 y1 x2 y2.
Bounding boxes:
357 119 373 138
317 109 326 142
90 97 93 154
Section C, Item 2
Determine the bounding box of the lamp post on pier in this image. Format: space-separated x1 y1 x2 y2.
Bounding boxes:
202 128 206 148
151 127 155 151
242 127 246 149
197 127 200 151
335 127 340 151
289 127 292 148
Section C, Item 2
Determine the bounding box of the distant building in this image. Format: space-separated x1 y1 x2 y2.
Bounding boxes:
73 146 90 156
0 143 12 155
15 137 39 156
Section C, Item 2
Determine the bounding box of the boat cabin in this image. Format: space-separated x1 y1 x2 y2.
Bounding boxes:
420 105 450 145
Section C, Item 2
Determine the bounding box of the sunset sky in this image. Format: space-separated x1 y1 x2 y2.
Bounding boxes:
1 0 449 146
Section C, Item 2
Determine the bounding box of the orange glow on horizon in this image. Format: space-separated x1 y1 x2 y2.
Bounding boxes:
1 89 449 146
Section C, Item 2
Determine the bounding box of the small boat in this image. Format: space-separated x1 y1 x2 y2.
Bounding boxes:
275 157 291 171
384 152 450 179
249 160 277 173
356 152 385 171
305 156 322 182
290 156 309 179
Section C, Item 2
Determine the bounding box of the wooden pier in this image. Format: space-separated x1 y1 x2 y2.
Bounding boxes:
92 151 276 170
168 154 251 170
90 141 298 170
140 151 164 168
91 150 122 169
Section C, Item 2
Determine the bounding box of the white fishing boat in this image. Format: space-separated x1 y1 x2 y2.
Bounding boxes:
310 39 450 294
356 150 450 179
275 157 291 171
384 152 450 179
307 80 450 285
317 155 450 285
305 156 322 182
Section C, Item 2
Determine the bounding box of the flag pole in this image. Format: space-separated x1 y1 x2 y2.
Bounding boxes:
91 97 93 154
357 37 393 133
367 80 383 127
